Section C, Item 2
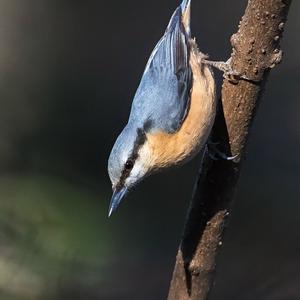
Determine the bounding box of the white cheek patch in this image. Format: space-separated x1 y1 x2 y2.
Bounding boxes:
138 142 152 167
125 160 147 187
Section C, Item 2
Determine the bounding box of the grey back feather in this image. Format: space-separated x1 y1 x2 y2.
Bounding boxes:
129 5 192 133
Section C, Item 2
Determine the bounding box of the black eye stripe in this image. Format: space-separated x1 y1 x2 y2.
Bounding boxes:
116 121 151 189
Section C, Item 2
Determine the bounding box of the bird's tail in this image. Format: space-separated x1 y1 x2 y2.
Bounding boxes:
164 0 191 38
180 0 191 36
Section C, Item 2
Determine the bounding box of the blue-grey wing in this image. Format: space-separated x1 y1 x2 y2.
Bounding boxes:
129 5 192 133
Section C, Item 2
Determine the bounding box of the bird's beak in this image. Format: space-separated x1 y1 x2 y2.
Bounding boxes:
108 186 128 217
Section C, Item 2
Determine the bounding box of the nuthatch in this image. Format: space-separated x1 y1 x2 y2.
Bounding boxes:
108 0 216 216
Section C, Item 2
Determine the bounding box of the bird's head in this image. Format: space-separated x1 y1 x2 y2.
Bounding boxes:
108 121 154 216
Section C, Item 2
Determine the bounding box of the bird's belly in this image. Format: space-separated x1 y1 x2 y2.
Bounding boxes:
148 54 216 169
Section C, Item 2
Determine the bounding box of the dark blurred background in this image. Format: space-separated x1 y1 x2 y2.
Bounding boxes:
0 0 299 299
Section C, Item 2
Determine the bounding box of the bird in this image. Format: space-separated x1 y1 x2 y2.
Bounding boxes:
107 0 216 216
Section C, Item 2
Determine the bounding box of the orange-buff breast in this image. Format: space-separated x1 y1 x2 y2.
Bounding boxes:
147 48 216 169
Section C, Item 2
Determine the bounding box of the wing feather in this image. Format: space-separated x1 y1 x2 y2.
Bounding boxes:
130 5 192 133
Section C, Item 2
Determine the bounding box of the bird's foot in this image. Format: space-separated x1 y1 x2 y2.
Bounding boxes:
206 142 238 161
203 58 259 84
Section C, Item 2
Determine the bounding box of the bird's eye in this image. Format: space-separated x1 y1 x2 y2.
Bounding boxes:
125 160 134 170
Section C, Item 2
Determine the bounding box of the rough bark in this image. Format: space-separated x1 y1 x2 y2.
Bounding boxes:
167 1 292 299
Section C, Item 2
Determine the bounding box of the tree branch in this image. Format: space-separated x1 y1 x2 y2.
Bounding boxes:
167 1 292 299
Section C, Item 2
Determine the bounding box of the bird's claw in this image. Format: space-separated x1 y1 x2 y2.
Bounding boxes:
206 143 238 161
